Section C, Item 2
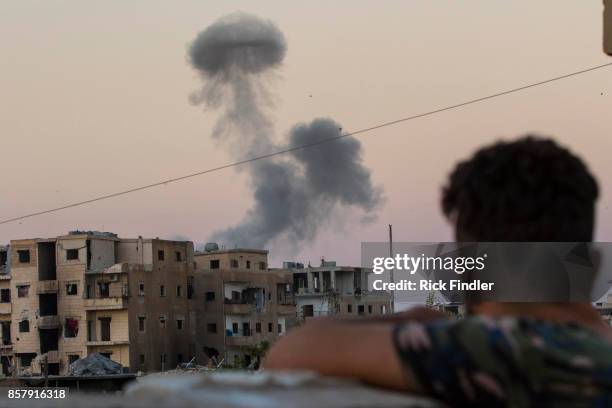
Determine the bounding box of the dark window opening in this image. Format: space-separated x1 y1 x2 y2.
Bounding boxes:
277 323 282 334
210 259 220 269
368 305 373 314
158 250 165 261
187 276 194 299
1 322 10 345
66 283 78 296
87 320 93 341
268 322 273 333
39 293 57 316
347 304 352 313
176 319 183 330
139 354 145 365
66 249 79 260
176 285 182 297
302 304 314 317
138 316 146 332
19 320 30 333
246 260 251 269
0 251 7 267
358 305 365 316
230 259 239 268
138 283 145 296
205 291 215 301
17 285 29 298
160 285 166 297
17 250 30 264
19 353 36 367
64 318 79 338
232 322 238 334
98 282 110 298
259 261 266 270
86 284 92 299
177 354 183 364
242 322 251 336
207 323 217 333
255 322 261 333
0 289 10 303
99 317 111 341
175 251 182 262
37 242 56 280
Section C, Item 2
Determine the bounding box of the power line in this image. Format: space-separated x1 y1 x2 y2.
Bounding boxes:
2 61 612 226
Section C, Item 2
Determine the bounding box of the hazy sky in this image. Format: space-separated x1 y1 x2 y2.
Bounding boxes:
1 1 611 266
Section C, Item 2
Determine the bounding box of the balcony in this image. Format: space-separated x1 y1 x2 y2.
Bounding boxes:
225 336 254 347
224 303 252 314
83 297 128 310
86 340 129 347
42 350 60 364
37 280 59 294
276 304 296 315
0 302 11 315
37 315 60 329
0 344 12 355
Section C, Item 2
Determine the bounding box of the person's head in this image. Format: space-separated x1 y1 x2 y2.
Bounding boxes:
442 136 599 242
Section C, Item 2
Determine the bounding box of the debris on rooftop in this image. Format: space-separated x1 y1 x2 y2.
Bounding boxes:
68 353 123 376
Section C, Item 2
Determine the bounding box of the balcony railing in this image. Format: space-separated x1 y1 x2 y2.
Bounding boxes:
37 315 60 329
37 280 59 294
83 297 128 310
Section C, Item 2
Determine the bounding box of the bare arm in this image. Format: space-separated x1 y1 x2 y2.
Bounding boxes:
263 320 413 391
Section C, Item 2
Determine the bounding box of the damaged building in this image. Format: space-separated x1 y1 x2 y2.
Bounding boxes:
0 245 12 376
191 245 296 367
289 260 392 319
5 232 194 376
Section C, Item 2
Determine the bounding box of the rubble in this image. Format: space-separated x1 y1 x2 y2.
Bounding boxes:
68 353 123 376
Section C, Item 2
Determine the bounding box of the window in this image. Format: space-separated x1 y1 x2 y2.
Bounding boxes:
86 284 92 299
64 318 79 338
17 285 29 298
66 283 78 296
187 277 194 300
358 305 365 316
19 320 30 333
68 355 80 365
277 323 282 334
159 315 167 329
258 261 266 270
246 260 251 269
205 291 215 301
139 354 145 365
175 251 182 262
347 304 352 313
176 319 184 330
66 249 79 260
177 354 183 364
138 316 146 332
158 250 165 261
243 322 251 336
176 285 182 297
268 322 273 333
99 317 111 341
381 305 386 314
210 259 220 269
160 285 166 297
138 283 145 296
207 323 217 333
0 289 10 303
255 322 261 333
17 250 30 263
98 282 110 298
232 322 239 334
20 354 34 367
368 305 373 314
230 259 239 268
87 320 93 341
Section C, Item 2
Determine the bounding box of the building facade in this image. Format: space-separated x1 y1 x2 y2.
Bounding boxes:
289 260 392 319
192 247 296 367
3 232 194 376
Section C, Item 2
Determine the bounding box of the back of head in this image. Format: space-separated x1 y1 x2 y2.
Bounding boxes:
442 136 599 242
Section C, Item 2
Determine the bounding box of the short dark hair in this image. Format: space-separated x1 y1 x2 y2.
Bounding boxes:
442 136 599 242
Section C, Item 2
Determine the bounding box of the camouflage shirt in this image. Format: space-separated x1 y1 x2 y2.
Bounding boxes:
393 316 612 407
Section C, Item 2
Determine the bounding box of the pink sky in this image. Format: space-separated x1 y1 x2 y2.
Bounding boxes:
1 1 611 266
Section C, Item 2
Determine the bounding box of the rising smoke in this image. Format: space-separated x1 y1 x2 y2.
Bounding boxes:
188 12 383 250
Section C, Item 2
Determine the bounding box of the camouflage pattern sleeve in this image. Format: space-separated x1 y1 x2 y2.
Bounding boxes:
392 317 612 407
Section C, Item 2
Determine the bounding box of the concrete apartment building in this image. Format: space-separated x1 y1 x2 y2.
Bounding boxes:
192 246 295 366
289 260 392 319
3 232 194 376
0 245 11 375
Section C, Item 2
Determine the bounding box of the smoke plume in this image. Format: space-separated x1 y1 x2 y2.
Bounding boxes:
189 12 383 250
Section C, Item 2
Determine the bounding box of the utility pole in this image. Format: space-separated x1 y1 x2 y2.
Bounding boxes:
389 224 395 313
